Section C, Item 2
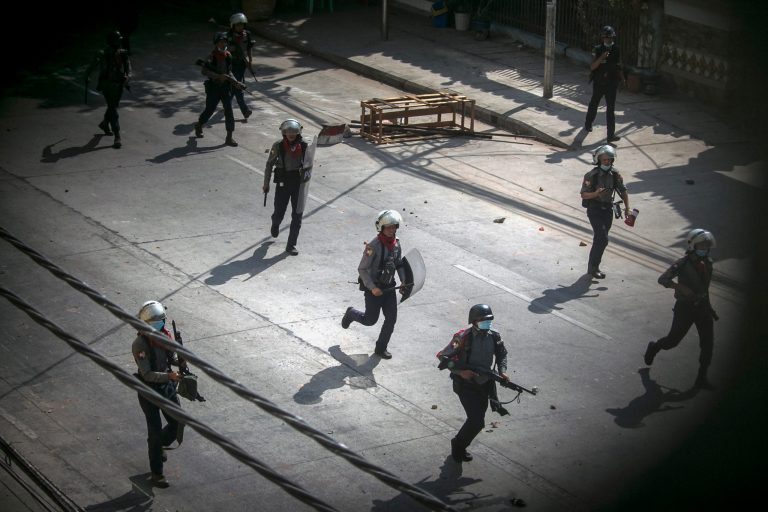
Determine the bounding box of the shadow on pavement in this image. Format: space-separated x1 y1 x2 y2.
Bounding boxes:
293 345 380 405
528 273 606 314
204 241 288 286
606 368 699 428
41 135 112 163
371 455 524 511
84 473 154 511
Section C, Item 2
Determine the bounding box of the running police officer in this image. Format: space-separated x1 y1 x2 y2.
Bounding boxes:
341 210 406 359
227 13 255 121
584 25 626 142
194 32 238 146
132 300 186 488
580 144 630 279
86 31 131 148
263 119 309 255
644 229 718 389
437 304 509 463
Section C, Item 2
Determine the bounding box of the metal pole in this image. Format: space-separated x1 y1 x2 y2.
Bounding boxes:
381 0 389 40
543 0 556 98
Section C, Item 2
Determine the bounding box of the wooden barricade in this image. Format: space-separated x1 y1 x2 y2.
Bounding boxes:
359 92 475 144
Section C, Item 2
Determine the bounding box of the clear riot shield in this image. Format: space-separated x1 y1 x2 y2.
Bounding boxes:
296 135 317 215
399 248 426 303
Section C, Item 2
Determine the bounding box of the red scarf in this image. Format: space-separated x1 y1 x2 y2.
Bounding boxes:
377 233 397 251
282 138 303 156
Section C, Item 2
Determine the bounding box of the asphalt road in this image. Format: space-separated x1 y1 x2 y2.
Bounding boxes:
0 4 766 512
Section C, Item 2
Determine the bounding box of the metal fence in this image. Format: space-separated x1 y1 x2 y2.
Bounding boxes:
488 0 642 66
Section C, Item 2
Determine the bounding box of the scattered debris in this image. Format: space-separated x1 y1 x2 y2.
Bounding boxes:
538 186 543 191
493 217 506 223
538 226 545 231
424 200 428 203
491 421 500 428
550 405 556 410
510 497 527 507
431 404 438 410
685 179 695 185
579 241 587 246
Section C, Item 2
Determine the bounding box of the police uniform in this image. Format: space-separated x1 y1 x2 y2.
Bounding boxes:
197 46 236 140
580 166 627 275
227 28 255 118
132 327 183 479
585 41 623 140
645 253 716 385
344 236 406 356
439 326 508 459
264 136 309 252
87 34 131 147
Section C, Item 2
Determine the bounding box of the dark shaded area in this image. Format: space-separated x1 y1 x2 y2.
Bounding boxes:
293 345 380 405
204 241 288 285
528 273 605 314
84 473 155 511
606 368 699 429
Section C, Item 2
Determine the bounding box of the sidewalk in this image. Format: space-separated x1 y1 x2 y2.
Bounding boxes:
251 3 748 150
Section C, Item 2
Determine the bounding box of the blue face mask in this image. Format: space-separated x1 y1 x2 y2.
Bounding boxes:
600 164 612 171
477 320 493 331
694 249 709 257
150 320 165 331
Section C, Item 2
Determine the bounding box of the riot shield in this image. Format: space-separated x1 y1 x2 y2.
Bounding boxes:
296 135 317 215
399 248 426 303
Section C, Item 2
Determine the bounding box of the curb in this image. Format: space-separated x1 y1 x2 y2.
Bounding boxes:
250 23 569 149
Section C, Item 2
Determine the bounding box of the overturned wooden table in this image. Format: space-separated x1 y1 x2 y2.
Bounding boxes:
359 92 475 144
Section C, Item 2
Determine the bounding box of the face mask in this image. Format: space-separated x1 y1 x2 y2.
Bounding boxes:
694 249 709 257
477 320 492 331
604 41 614 48
150 320 165 331
600 164 612 171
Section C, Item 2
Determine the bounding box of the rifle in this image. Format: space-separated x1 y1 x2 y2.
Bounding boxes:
439 356 538 396
171 320 206 402
263 190 268 207
194 59 254 96
248 63 258 82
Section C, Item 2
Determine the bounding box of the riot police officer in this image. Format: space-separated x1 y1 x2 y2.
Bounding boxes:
437 304 509 463
341 210 406 359
132 300 186 488
263 119 309 255
194 32 238 147
86 31 131 148
584 25 626 143
644 229 718 389
580 144 630 279
227 13 255 121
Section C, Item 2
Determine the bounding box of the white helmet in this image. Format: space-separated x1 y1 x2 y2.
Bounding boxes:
279 118 302 135
375 210 403 232
138 300 166 323
685 229 716 252
230 13 248 27
592 144 617 165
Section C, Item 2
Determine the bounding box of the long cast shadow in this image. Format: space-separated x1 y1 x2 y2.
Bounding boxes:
41 135 111 163
204 241 288 286
528 273 606 314
84 473 154 511
293 345 381 405
606 368 699 428
371 455 524 511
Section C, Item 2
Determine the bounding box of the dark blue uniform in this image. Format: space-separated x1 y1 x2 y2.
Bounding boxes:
585 42 623 139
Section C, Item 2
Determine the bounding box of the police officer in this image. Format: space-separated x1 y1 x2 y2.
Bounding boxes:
227 13 255 121
86 31 131 149
580 144 630 279
194 32 238 147
263 119 309 255
584 25 626 143
644 229 718 389
132 300 186 488
437 304 508 463
341 210 406 359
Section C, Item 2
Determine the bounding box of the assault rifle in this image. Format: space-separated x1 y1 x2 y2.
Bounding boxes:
194 59 254 96
438 356 539 396
171 320 206 402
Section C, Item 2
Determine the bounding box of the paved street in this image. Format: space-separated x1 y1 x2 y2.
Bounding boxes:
0 2 766 511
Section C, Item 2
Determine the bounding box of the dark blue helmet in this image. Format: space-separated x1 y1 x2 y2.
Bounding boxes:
468 304 493 324
213 31 228 44
601 25 616 38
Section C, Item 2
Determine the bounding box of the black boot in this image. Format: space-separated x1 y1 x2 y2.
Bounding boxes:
644 341 658 366
98 120 113 135
450 438 472 463
225 131 238 147
695 367 714 390
112 134 122 149
194 122 203 138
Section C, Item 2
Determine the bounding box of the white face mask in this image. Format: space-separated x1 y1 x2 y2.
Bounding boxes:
600 164 612 171
604 41 614 48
